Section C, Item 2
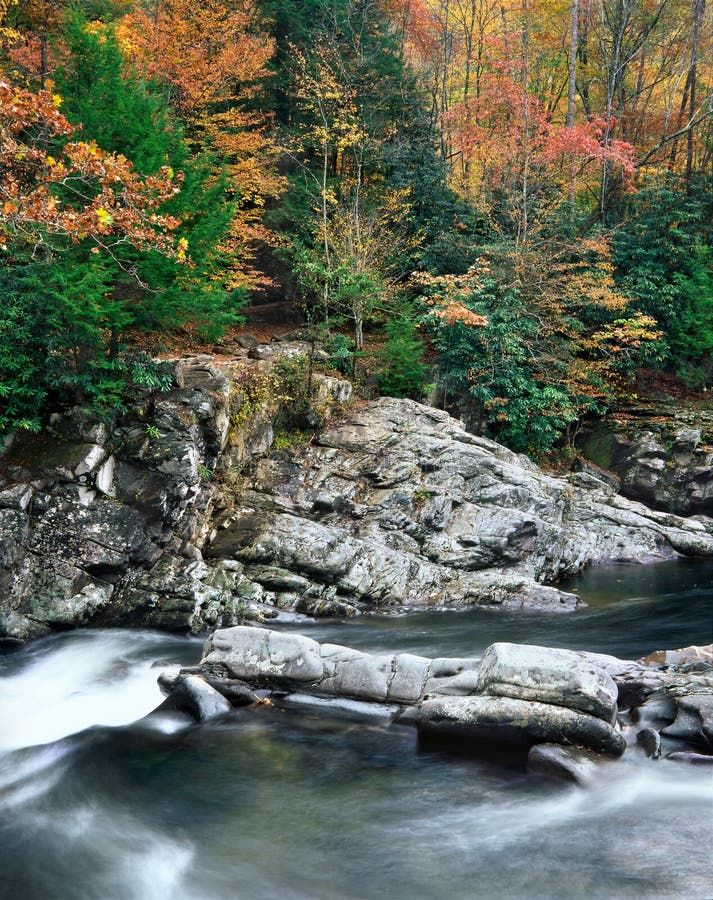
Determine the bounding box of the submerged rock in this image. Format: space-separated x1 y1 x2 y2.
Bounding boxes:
666 751 713 766
527 743 600 784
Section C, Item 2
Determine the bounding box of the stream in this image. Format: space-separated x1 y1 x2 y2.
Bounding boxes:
1 560 712 900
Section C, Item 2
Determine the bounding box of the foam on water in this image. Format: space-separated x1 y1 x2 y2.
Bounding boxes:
0 630 188 751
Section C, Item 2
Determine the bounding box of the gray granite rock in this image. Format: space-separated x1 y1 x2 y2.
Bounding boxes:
476 643 618 722
666 751 713 765
3 357 712 643
208 397 713 614
416 695 626 756
202 626 325 684
579 409 713 516
527 743 600 785
158 674 232 721
661 694 713 751
636 727 662 759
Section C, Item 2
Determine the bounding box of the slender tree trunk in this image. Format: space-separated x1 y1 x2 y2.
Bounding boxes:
321 135 332 334
519 0 530 249
686 0 705 191
668 71 692 172
567 0 580 218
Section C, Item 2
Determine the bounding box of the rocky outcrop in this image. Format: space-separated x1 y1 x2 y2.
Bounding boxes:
0 348 351 643
579 403 713 516
2 348 712 644
182 626 626 755
207 398 713 615
174 626 713 767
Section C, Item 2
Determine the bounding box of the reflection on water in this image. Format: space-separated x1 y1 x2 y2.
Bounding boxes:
0 560 711 900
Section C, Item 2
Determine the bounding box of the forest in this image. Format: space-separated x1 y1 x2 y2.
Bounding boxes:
1 0 712 454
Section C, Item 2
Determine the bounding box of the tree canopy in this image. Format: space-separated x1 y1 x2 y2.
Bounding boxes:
1 0 711 451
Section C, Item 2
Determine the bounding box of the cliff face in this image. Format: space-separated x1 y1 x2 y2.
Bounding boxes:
579 403 713 516
0 347 350 643
1 348 712 644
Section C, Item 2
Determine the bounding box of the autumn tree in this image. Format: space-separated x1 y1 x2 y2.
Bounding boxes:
417 238 662 451
121 0 283 290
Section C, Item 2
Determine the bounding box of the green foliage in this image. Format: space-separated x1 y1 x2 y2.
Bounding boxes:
428 283 580 453
326 333 354 377
0 277 48 434
56 14 183 174
0 260 178 434
614 180 713 383
376 314 429 400
269 0 471 339
0 15 243 434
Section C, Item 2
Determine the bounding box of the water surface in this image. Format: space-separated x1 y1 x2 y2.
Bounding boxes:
0 560 711 900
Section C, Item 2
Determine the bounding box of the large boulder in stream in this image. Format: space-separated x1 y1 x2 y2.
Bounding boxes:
191 626 626 756
475 642 618 722
416 695 625 757
186 628 713 763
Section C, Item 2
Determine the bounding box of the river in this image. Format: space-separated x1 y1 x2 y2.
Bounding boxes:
1 560 712 900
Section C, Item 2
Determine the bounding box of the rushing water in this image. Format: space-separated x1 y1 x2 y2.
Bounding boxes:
1 560 712 900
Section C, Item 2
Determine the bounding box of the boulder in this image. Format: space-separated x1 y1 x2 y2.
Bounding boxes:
636 727 662 759
3 364 713 643
661 694 713 751
476 643 618 722
158 674 232 721
416 695 626 756
202 626 325 684
527 743 600 785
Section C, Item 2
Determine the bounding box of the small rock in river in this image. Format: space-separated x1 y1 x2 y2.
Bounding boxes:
158 674 232 722
666 751 713 766
527 743 599 786
636 727 662 758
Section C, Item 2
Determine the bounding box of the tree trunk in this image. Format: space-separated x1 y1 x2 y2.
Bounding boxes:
567 0 580 218
686 0 705 191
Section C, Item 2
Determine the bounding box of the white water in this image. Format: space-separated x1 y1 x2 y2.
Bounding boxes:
0 630 180 752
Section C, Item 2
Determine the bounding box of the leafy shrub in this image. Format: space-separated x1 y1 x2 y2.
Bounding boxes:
376 315 429 400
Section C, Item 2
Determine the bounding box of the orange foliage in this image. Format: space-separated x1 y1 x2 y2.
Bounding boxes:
0 76 180 254
121 0 283 289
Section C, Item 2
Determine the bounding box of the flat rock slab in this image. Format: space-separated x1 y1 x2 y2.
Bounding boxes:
477 642 618 722
416 695 626 757
203 627 325 683
201 626 432 702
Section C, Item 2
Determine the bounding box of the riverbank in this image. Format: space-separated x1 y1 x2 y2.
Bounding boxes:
2 348 712 644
